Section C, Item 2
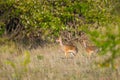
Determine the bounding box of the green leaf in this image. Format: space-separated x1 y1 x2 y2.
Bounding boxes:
23 50 31 67
5 60 16 69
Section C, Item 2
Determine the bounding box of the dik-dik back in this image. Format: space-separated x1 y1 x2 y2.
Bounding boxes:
56 36 78 58
82 39 99 55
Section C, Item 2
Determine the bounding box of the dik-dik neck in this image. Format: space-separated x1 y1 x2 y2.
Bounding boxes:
83 40 87 48
59 39 64 46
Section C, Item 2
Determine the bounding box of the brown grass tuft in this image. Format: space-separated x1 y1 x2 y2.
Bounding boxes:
0 43 120 80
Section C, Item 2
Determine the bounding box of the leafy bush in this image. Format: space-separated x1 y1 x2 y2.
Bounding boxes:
0 0 120 68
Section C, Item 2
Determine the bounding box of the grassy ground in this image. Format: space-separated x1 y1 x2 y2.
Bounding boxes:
0 42 120 80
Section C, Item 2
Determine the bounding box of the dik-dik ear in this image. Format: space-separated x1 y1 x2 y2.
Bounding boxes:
58 36 62 41
56 36 61 42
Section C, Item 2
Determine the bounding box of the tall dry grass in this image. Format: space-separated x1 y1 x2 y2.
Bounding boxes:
0 42 120 80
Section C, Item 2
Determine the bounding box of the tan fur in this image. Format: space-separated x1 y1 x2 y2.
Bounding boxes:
56 36 78 58
82 40 99 56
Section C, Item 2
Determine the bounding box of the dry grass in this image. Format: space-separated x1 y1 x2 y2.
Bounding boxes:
0 42 120 80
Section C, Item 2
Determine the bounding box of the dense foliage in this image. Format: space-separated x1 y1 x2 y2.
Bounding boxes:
0 0 120 68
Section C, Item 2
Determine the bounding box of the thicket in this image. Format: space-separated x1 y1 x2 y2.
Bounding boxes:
0 0 120 68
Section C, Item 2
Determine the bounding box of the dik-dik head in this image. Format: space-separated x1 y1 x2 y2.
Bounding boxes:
56 36 62 43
